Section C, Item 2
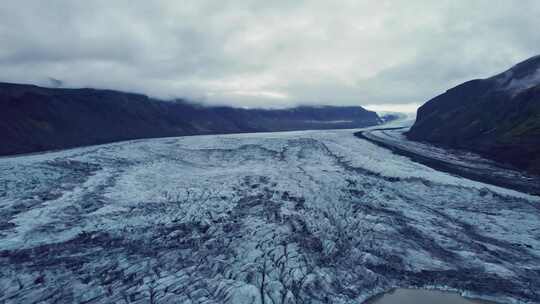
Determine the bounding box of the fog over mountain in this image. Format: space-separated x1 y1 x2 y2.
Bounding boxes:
1 1 539 110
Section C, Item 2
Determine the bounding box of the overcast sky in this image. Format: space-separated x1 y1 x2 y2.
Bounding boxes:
1 1 539 112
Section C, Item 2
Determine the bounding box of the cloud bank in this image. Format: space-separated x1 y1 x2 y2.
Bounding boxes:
1 1 539 110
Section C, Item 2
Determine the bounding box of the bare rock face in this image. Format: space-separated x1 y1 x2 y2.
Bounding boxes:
0 82 380 156
408 55 540 174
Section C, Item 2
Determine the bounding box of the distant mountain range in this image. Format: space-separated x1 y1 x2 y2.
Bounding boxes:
408 55 540 174
0 82 380 156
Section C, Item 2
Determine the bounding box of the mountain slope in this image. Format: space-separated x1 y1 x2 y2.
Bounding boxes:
0 82 380 155
408 55 540 174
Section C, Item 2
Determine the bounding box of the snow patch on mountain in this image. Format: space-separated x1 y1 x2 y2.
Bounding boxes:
505 67 540 94
493 55 540 95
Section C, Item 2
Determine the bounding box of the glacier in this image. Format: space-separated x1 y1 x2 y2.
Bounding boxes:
0 127 539 303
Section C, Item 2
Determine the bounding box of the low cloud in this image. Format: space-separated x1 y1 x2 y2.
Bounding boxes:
1 1 539 110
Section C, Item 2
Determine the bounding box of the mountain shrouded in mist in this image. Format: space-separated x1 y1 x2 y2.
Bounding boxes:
408 55 540 174
0 82 380 156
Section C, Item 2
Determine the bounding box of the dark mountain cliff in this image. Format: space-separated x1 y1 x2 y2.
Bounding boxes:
0 82 380 155
408 55 540 174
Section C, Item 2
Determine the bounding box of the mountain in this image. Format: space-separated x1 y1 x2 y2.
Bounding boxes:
408 55 540 174
0 82 380 156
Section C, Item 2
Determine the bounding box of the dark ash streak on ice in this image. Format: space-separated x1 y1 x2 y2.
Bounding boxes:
355 127 540 195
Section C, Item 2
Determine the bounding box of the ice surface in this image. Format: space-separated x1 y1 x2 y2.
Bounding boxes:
0 128 539 303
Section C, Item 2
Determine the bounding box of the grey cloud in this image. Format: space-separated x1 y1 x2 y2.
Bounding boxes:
0 0 539 110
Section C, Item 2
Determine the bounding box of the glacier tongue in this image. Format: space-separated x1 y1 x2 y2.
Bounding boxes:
0 129 539 304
